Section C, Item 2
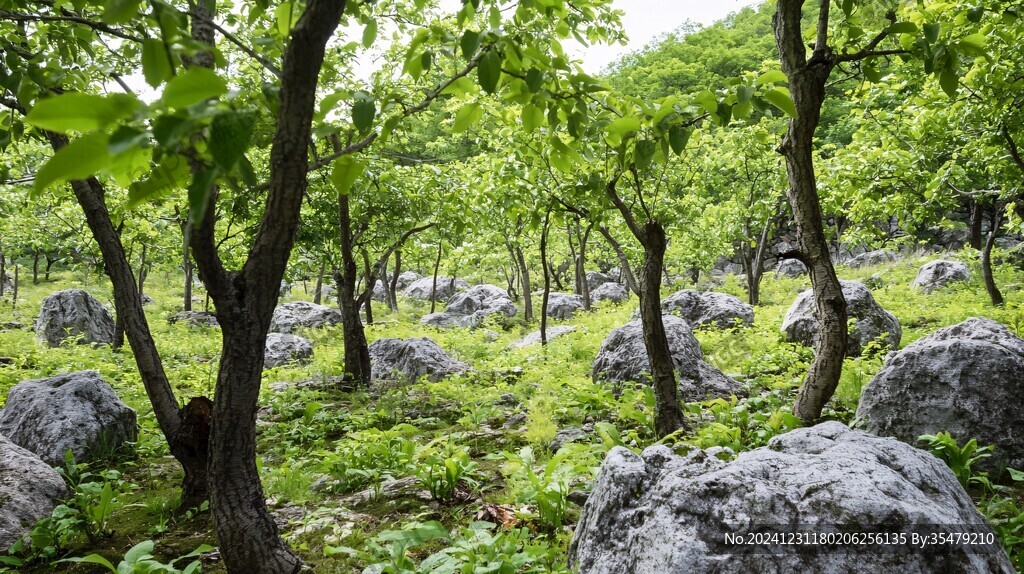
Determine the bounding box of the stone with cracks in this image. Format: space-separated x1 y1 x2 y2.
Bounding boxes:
509 325 576 349
269 301 343 333
0 371 137 467
568 421 1013 574
911 260 970 293
0 434 68 551
589 283 630 305
404 276 469 302
591 315 742 402
395 271 421 290
857 317 1024 473
421 284 518 329
369 337 471 383
34 289 115 347
546 293 586 319
658 290 754 329
264 333 314 369
781 280 901 356
774 259 807 278
848 249 898 268
168 310 219 327
586 271 615 290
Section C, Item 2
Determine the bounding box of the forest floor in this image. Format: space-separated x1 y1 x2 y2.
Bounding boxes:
2 249 1023 573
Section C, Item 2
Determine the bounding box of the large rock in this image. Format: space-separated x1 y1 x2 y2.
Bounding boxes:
546 293 586 319
911 260 970 293
509 325 576 349
369 337 471 383
34 289 115 347
269 301 342 333
781 280 901 356
858 318 1024 472
404 276 469 302
592 315 741 402
774 259 807 278
168 310 219 327
264 333 314 369
421 284 517 329
586 271 615 291
372 280 388 303
589 283 630 305
0 434 68 551
659 290 753 329
0 371 137 466
395 271 421 290
848 249 898 268
568 422 1013 574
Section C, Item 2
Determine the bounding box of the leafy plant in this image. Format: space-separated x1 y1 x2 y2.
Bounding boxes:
919 432 994 491
59 540 214 574
416 447 478 502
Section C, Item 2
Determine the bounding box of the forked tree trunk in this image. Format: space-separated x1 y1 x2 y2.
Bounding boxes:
981 208 1003 306
597 225 639 295
45 255 57 281
774 0 848 422
637 222 686 438
388 250 401 312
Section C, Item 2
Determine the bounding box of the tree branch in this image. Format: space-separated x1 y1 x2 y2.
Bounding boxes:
0 9 143 42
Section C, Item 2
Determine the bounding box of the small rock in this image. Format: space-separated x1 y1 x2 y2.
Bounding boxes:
911 260 970 293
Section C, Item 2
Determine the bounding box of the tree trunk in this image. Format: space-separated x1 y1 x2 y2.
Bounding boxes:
183 227 194 312
969 199 984 250
638 222 686 438
597 225 639 295
548 259 564 291
430 241 443 313
360 249 374 325
576 223 592 309
388 250 401 312
774 0 848 423
515 245 533 322
113 313 126 350
336 193 371 387
982 208 1003 306
540 210 551 344
11 265 17 308
45 256 57 281
313 263 325 305
138 242 148 295
0 251 6 296
32 253 39 285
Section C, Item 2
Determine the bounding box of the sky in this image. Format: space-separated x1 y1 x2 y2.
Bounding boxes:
573 0 765 73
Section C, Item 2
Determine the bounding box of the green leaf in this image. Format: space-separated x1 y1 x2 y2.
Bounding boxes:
352 91 376 132
107 125 148 155
668 125 691 155
26 93 139 133
763 88 797 117
123 540 155 565
634 139 655 173
102 0 138 25
141 38 172 87
452 102 482 133
885 22 918 35
923 22 941 44
210 110 255 170
693 90 718 114
736 85 755 104
188 167 219 225
606 116 641 136
58 554 116 574
525 68 544 93
939 68 959 97
958 33 987 54
362 19 378 48
161 68 227 109
967 6 985 22
127 155 190 209
460 30 481 60
841 0 853 18
756 70 787 86
34 132 111 195
477 49 502 94
522 104 544 131
863 63 882 82
275 1 296 35
330 156 366 196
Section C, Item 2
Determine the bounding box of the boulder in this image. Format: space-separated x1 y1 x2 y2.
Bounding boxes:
34 289 115 347
549 427 587 453
372 280 388 302
395 271 421 290
421 285 517 329
269 301 342 333
781 280 901 356
568 422 1013 574
0 371 137 466
369 337 471 383
509 325 576 349
774 259 807 278
848 249 898 268
659 290 753 329
0 434 68 551
420 312 480 329
857 318 1024 472
264 333 314 369
168 310 219 327
404 276 469 302
546 293 586 319
592 315 742 402
589 283 630 305
911 260 970 293
586 271 615 291
141 293 155 305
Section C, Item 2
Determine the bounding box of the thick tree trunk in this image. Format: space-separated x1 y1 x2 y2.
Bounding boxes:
45 256 56 281
515 245 533 322
113 313 126 350
336 194 372 387
775 0 848 423
597 225 639 295
637 222 686 438
982 209 1003 306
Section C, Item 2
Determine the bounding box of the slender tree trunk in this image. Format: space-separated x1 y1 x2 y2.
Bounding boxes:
137 243 148 295
336 193 371 387
0 252 6 296
775 0 848 422
32 253 39 285
430 241 443 313
361 249 374 325
969 199 984 250
577 223 592 309
540 210 551 345
45 256 56 281
982 208 1004 306
637 222 686 438
388 250 401 312
183 226 194 312
597 225 639 295
11 265 17 308
313 262 325 305
515 245 533 322
548 259 564 291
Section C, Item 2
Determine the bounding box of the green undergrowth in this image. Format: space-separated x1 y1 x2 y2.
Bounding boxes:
2 250 1024 572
